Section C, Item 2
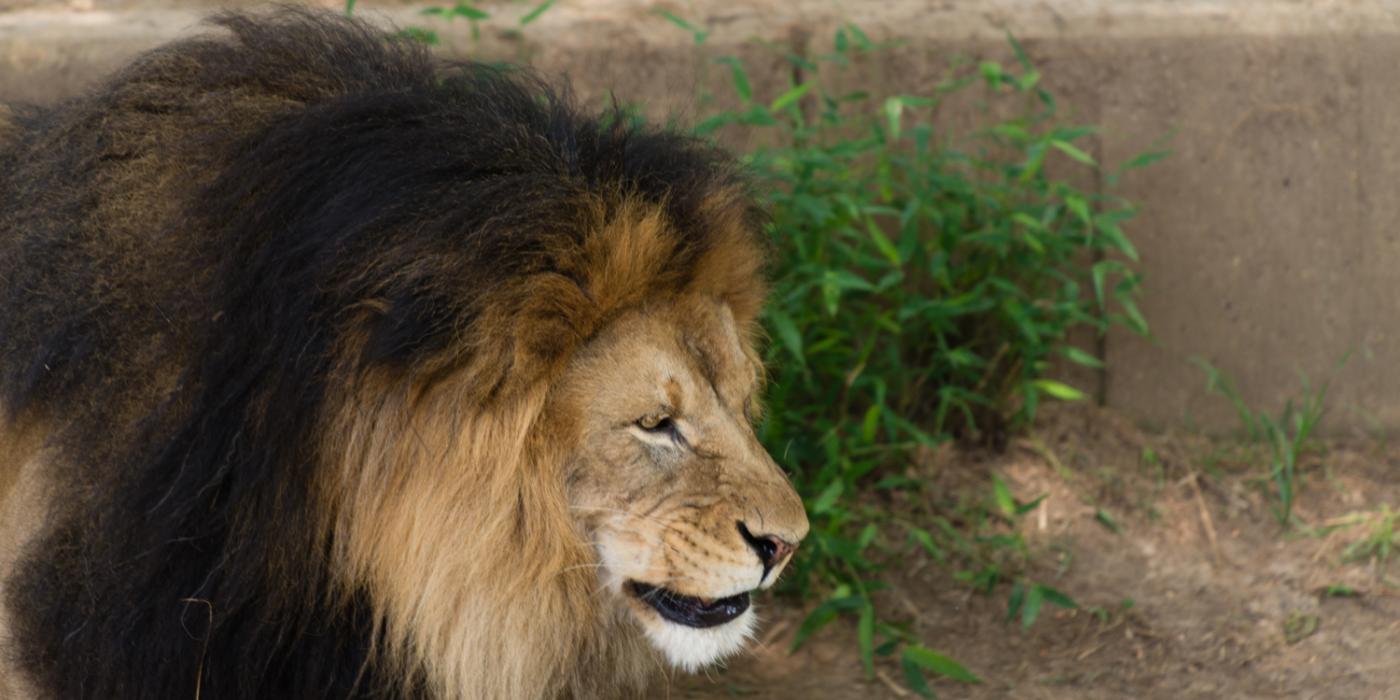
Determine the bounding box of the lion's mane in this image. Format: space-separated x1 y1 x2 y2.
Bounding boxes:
0 9 765 698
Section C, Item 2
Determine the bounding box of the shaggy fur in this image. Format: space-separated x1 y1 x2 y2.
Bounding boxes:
0 8 808 699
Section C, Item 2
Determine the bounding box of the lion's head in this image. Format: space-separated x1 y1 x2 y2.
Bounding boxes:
321 198 809 697
1 9 807 700
562 296 809 670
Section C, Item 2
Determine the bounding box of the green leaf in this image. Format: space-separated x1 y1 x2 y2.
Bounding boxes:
1091 260 1112 310
457 3 490 19
856 523 879 550
1020 231 1045 254
903 645 981 683
395 27 440 45
884 96 904 139
1054 125 1099 142
860 404 882 442
992 475 1016 517
692 112 736 136
1019 141 1048 182
519 0 555 25
1095 508 1122 534
422 3 490 19
1323 585 1359 598
792 595 861 649
1060 346 1105 369
717 57 753 103
909 528 945 561
867 221 903 267
654 9 709 45
1096 216 1140 261
1051 139 1096 166
1014 493 1048 516
979 61 1004 87
810 479 844 514
1120 149 1170 172
1012 212 1044 230
1065 194 1092 224
1032 379 1088 401
1006 30 1033 72
767 308 805 366
770 83 813 113
821 277 842 317
1007 579 1026 620
875 475 920 490
1038 584 1079 610
1118 296 1150 335
1020 582 1044 628
826 269 877 292
901 656 935 698
847 23 874 50
344 0 356 16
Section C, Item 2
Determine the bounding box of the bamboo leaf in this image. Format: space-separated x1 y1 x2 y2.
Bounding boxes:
519 0 555 25
903 645 981 683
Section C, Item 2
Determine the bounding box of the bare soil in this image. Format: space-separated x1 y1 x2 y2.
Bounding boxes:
675 405 1400 699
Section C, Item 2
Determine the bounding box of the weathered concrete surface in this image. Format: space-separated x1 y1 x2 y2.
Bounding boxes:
3 0 1400 432
1097 33 1382 431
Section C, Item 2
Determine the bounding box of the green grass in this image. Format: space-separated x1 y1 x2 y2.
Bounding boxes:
1194 358 1339 527
1342 505 1400 572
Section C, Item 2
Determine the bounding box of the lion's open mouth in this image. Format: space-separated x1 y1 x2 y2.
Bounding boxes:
627 581 751 628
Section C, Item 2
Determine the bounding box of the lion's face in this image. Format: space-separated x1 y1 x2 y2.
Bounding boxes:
557 296 809 670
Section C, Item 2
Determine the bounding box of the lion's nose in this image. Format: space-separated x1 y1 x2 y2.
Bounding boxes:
737 521 797 577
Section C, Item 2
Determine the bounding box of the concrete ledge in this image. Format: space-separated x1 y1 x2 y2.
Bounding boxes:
3 0 1399 432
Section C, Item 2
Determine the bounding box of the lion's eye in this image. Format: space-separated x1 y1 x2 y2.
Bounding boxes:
636 415 674 434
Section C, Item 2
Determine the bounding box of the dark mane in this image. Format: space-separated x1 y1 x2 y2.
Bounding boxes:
0 8 759 698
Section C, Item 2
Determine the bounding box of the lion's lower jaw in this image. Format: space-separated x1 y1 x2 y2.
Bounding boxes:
640 606 757 673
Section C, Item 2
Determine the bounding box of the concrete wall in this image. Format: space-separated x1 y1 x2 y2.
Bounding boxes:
3 0 1398 432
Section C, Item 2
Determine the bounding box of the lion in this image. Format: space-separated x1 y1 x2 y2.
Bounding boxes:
0 9 808 699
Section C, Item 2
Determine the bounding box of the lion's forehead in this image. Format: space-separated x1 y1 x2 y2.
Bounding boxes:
681 300 758 388
579 301 760 412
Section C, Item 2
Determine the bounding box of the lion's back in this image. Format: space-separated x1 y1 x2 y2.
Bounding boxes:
0 10 440 425
0 12 451 695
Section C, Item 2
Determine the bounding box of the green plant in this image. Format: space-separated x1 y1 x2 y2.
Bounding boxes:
1195 358 1336 526
674 20 1150 695
347 0 556 47
669 20 1152 696
1343 505 1400 573
989 476 1079 627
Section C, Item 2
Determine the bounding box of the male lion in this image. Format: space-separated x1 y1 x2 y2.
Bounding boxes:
0 9 808 699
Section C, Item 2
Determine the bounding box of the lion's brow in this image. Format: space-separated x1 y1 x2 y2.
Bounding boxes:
663 377 683 411
682 334 729 394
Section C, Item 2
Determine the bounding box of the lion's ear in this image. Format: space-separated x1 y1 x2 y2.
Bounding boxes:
503 273 597 380
358 291 458 368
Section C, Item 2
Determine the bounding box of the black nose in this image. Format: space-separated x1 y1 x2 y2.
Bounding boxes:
737 521 797 578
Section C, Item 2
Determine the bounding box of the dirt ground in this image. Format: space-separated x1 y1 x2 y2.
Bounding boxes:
669 404 1400 699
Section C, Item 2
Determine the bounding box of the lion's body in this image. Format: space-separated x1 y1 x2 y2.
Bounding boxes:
0 9 806 700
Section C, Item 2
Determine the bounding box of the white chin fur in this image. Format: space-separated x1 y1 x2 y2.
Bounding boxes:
641 607 757 672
